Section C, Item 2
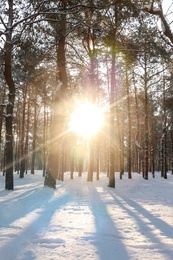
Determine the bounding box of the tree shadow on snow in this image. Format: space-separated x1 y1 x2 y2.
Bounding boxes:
108 190 173 259
0 186 71 260
85 185 130 260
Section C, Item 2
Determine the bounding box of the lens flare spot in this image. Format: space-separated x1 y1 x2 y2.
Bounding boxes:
69 101 104 138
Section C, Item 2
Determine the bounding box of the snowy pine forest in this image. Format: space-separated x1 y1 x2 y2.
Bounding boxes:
0 1 173 259
0 1 173 190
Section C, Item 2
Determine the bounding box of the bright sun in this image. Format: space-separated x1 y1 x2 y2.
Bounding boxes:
69 101 104 138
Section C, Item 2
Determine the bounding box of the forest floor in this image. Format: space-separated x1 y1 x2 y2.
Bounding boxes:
0 170 173 260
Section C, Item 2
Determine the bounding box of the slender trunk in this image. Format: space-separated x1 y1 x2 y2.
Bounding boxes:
134 80 141 173
0 88 5 172
171 131 173 174
115 94 123 179
60 139 65 181
31 100 37 174
126 66 132 179
70 144 74 179
87 139 94 182
163 80 167 179
19 89 27 178
77 142 84 177
144 49 149 180
43 102 46 177
87 55 97 182
150 107 155 178
15 112 20 174
120 110 125 179
45 1 67 188
25 96 30 174
96 137 100 180
4 0 15 190
108 48 115 188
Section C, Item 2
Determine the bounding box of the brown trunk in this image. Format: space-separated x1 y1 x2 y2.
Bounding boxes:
87 139 94 182
143 45 149 180
0 87 5 172
108 47 115 188
31 100 37 174
20 88 27 178
45 1 68 188
126 66 132 179
4 0 15 190
24 94 30 174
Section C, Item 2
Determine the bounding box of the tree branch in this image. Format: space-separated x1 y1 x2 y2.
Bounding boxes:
0 15 7 29
141 2 173 44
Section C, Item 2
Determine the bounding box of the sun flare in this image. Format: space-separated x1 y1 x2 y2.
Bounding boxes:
69 101 104 138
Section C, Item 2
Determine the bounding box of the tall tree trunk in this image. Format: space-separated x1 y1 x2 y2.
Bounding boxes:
25 94 30 174
150 107 155 178
15 109 20 174
126 66 132 179
4 0 15 190
171 130 173 175
108 47 115 188
0 87 5 172
115 94 124 179
86 47 97 182
87 138 94 182
144 49 149 180
161 80 167 179
31 100 37 174
45 0 67 188
19 88 27 178
134 81 141 173
70 143 74 179
119 107 125 179
43 101 46 177
96 137 100 180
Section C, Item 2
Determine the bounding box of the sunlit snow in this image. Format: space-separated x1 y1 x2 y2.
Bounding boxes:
0 171 173 260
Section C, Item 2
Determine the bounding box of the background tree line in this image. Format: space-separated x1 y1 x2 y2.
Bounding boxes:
0 0 173 189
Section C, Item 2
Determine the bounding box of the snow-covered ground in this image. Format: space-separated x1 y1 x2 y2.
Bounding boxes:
0 170 173 260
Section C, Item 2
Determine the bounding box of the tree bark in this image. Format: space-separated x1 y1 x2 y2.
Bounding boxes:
24 94 30 174
31 99 37 174
87 139 94 182
45 0 68 188
126 65 132 179
108 47 116 188
0 87 5 172
19 88 27 178
4 0 15 190
144 49 149 180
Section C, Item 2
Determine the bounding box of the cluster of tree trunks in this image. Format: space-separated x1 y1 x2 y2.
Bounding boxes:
0 1 173 190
